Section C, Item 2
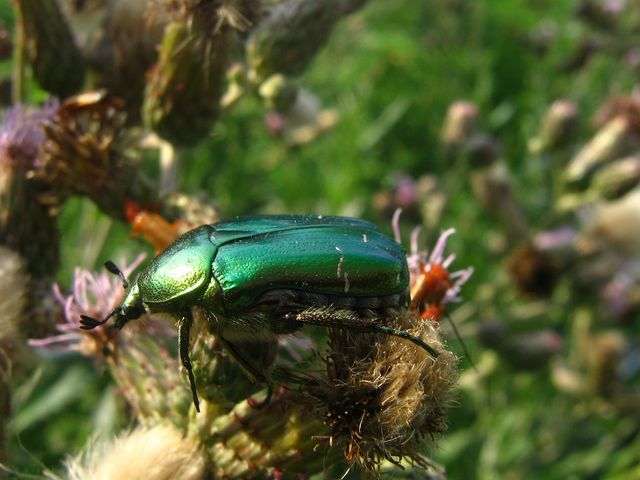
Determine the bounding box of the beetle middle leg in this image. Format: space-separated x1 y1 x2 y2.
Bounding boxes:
218 336 275 408
178 310 200 412
290 307 440 358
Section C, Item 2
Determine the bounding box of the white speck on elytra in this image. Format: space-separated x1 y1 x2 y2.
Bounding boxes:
336 246 344 278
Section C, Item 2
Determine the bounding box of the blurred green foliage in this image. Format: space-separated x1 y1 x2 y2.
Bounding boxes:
5 0 640 478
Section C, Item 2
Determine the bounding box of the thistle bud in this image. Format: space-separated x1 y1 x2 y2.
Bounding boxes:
143 1 254 145
82 1 165 119
465 134 501 168
529 100 579 154
601 273 640 321
470 161 528 242
504 330 564 370
162 191 222 227
565 114 640 187
527 21 557 56
586 331 626 398
259 74 299 112
394 175 419 213
246 0 368 83
576 0 625 30
260 77 338 146
591 155 640 199
440 101 478 151
16 0 85 97
143 24 227 145
0 23 12 61
416 175 447 230
476 318 509 351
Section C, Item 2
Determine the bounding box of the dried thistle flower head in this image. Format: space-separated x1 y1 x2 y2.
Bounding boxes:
306 308 457 472
595 94 640 132
35 91 153 218
506 242 559 298
66 424 205 480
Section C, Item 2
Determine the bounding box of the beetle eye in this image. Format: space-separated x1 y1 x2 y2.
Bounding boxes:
123 305 143 319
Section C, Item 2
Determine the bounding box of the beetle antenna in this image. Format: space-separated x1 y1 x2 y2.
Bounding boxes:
444 310 477 373
80 309 116 330
105 260 129 290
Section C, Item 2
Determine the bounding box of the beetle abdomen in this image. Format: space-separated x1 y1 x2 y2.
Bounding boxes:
254 288 409 311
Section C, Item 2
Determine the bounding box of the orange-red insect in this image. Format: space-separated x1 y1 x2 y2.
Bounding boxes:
124 199 189 252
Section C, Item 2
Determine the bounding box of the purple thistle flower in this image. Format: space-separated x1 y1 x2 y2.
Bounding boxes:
29 255 146 355
0 101 59 171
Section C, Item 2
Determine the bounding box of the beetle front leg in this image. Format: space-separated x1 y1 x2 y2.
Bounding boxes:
178 311 200 412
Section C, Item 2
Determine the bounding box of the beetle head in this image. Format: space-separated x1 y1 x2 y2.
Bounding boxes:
113 283 145 328
80 261 146 331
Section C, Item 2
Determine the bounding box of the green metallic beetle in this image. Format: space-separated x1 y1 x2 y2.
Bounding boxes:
81 215 439 411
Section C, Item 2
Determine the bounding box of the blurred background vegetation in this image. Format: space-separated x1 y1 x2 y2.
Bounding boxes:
2 0 640 478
